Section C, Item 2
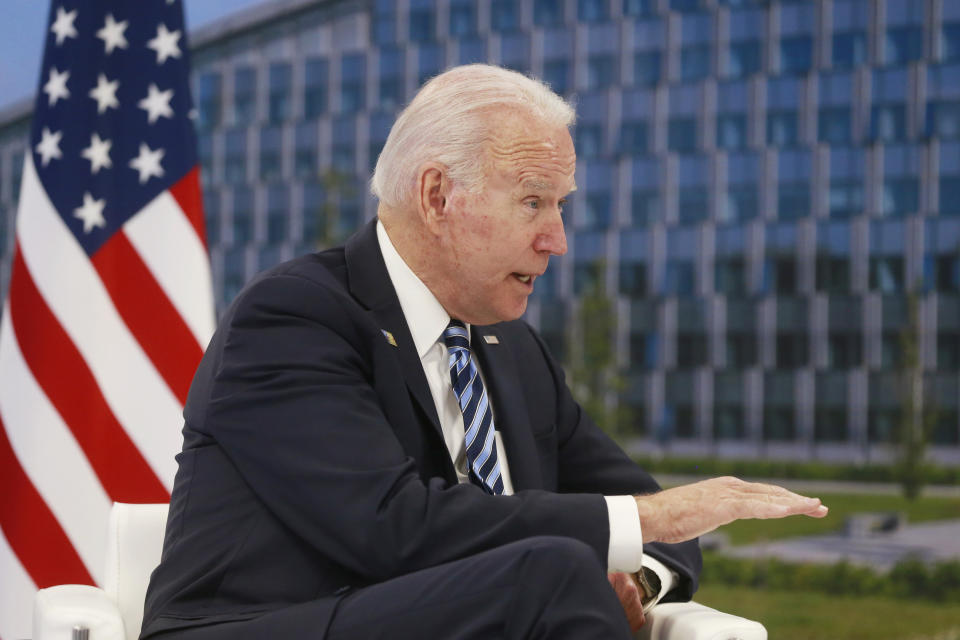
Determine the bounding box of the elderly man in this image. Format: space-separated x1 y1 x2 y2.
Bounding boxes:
141 65 826 640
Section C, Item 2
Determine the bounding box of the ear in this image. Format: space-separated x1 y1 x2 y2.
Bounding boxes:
416 162 451 233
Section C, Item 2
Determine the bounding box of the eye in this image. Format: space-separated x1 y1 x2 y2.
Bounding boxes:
526 199 540 210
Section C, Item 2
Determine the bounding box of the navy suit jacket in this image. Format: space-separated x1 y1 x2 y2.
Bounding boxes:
140 219 701 638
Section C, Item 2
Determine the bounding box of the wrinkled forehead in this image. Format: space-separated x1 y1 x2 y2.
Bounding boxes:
483 109 577 192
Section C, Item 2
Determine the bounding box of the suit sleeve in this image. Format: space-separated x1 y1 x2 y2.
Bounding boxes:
522 324 703 601
194 273 616 584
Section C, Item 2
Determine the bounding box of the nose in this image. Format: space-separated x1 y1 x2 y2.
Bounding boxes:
533 212 568 256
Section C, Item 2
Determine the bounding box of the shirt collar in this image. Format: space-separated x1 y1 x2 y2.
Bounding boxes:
377 219 467 358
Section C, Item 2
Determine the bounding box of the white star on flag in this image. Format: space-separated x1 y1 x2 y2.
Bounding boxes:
96 14 129 54
43 67 71 106
146 23 182 64
50 6 78 45
35 127 63 166
138 84 175 124
89 73 120 114
129 142 165 183
81 133 113 174
73 192 107 233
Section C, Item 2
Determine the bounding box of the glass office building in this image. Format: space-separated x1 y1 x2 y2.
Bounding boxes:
1 0 959 462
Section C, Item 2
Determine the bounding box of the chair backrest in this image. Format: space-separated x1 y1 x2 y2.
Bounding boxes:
103 503 169 640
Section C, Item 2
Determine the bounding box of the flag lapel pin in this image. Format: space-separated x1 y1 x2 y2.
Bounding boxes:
483 335 499 344
381 330 398 347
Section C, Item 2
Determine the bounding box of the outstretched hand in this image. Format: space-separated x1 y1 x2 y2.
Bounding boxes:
635 476 828 544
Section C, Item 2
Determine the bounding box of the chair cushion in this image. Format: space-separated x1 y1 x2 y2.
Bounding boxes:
34 584 125 640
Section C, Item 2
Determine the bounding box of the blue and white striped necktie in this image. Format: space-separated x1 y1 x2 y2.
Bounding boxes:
443 320 504 495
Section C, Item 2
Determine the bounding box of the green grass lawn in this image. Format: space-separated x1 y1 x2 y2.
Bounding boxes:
708 492 960 546
694 585 960 640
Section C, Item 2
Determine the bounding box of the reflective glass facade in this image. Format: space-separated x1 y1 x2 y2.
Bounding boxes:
1 0 958 461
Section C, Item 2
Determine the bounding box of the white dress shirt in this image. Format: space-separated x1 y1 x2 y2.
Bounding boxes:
375 221 675 596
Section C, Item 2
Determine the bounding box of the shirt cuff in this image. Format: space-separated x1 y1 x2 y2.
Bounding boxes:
641 553 678 612
603 495 644 572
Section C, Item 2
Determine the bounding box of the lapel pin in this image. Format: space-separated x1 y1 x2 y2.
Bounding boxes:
483 335 500 344
381 330 398 347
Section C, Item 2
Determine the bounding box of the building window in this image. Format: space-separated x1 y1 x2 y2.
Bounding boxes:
778 182 810 220
629 332 658 370
764 256 797 294
372 12 397 45
726 333 757 367
259 126 282 181
668 118 698 152
715 257 747 295
833 31 867 68
927 102 960 139
620 262 647 297
543 59 571 94
938 332 960 370
534 0 564 26
663 260 696 295
585 193 612 229
728 40 762 78
631 189 661 226
203 189 220 244
828 332 862 369
578 0 609 23
717 114 748 150
634 51 661 87
678 186 709 224
266 184 289 245
869 256 905 292
725 185 758 222
828 180 864 218
816 255 850 293
491 0 519 32
231 187 253 245
409 8 435 42
818 107 852 143
197 72 221 131
881 177 919 217
573 261 604 294
378 47 404 110
225 128 247 185
576 125 604 158
943 23 960 61
233 67 257 125
268 62 292 124
676 332 708 368
714 406 745 440
681 46 711 82
587 55 617 90
767 111 799 146
294 123 317 179
623 0 654 17
304 58 328 119
942 177 960 215
341 54 366 113
885 26 924 65
449 2 476 37
780 36 813 75
814 407 848 442
763 406 795 440
776 333 809 368
620 121 648 155
871 104 907 142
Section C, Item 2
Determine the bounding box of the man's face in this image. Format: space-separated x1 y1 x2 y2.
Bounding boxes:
438 112 576 325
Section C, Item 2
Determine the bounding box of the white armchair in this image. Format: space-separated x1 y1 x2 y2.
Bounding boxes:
33 503 766 640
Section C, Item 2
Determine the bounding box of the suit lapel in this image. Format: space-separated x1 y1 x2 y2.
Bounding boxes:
344 221 443 438
471 325 544 491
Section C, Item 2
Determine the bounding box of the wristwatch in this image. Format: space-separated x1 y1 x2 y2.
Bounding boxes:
633 566 662 607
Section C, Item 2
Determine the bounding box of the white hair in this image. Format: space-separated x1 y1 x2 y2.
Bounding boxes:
370 64 576 209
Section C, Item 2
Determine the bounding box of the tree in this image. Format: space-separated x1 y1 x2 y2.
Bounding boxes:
894 287 937 500
565 260 630 440
312 168 357 249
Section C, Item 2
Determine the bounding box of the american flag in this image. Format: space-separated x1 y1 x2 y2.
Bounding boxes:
0 1 214 638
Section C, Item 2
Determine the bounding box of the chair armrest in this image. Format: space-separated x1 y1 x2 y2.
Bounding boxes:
636 601 767 640
34 584 127 640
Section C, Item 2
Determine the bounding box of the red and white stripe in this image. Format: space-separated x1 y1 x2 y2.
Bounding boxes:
0 155 214 640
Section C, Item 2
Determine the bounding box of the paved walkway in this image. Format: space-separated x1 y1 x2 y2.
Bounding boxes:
723 518 960 571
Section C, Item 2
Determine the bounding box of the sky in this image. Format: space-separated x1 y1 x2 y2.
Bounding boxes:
0 0 269 113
